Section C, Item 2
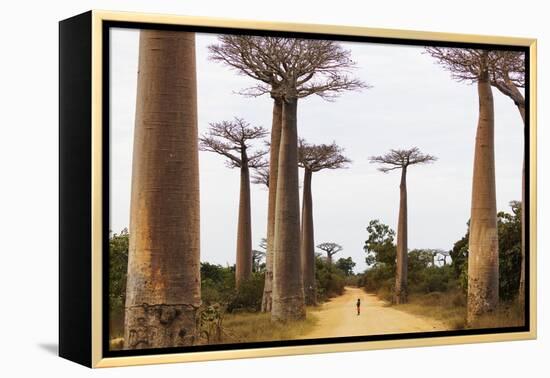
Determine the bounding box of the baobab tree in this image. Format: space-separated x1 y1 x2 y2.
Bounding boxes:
490 51 526 304
426 47 501 323
199 118 268 287
370 147 436 304
124 31 201 349
317 242 343 265
298 139 351 304
209 36 367 320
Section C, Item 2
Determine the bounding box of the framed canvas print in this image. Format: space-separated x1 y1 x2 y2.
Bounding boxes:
59 10 537 368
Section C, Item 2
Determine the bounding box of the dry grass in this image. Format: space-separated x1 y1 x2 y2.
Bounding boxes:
395 291 468 330
217 308 318 344
393 291 525 331
468 300 525 329
109 308 318 350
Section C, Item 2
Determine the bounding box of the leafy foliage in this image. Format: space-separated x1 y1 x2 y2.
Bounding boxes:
200 262 266 312
227 273 265 312
361 201 521 303
335 257 356 276
498 201 522 300
315 254 346 301
363 219 396 268
108 229 129 338
109 229 129 313
200 262 236 305
361 221 457 301
442 201 521 300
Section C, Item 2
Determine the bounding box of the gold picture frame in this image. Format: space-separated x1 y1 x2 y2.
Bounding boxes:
59 10 537 368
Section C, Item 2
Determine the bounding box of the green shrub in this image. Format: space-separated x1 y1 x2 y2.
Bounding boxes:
363 264 394 293
227 273 265 312
200 262 237 305
315 255 346 301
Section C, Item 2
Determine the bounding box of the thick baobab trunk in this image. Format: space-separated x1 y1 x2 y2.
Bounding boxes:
235 157 252 288
124 30 201 349
300 168 316 305
467 75 499 325
262 98 282 312
326 252 333 265
395 166 408 304
272 97 306 321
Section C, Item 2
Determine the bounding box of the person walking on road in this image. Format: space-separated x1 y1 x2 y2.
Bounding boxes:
356 298 361 316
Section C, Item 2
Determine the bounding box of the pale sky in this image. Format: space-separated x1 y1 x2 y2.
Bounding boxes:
109 28 524 273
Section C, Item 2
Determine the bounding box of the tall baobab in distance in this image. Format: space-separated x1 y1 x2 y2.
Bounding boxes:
317 242 343 265
209 36 367 321
427 48 501 323
370 147 436 304
124 31 201 349
491 51 526 304
200 118 268 287
298 139 351 304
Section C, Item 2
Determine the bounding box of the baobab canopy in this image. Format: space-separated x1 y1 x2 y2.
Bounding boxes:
208 35 369 99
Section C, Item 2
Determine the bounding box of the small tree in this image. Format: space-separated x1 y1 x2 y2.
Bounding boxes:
364 219 397 269
200 118 268 287
335 257 356 276
370 147 436 304
317 242 344 265
298 139 350 304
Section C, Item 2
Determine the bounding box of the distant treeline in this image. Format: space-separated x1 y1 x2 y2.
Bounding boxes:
357 201 522 304
108 231 356 338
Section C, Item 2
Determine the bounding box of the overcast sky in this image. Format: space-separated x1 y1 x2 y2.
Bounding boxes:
110 28 523 273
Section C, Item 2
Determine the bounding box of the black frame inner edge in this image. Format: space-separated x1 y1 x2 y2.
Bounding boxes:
101 20 531 359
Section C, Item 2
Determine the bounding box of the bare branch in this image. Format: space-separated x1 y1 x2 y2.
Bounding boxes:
369 147 437 173
199 117 269 169
489 51 525 107
252 166 270 187
248 150 269 169
209 35 369 100
298 138 351 172
425 47 525 89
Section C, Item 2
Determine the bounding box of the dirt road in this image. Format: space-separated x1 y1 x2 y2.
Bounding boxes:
300 287 448 339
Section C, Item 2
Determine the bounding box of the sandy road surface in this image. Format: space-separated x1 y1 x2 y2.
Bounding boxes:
300 287 448 339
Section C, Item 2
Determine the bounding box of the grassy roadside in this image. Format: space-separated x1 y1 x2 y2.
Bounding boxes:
217 308 318 344
387 290 524 330
393 291 467 330
110 307 319 350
